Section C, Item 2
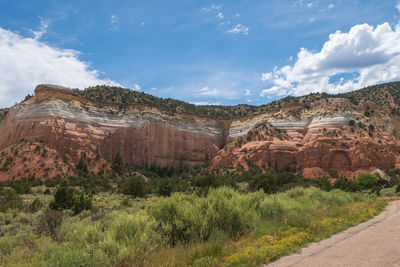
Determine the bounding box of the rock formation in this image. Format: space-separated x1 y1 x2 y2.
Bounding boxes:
1 82 400 180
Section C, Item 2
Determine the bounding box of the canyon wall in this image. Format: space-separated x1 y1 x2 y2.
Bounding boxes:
1 84 400 179
0 85 226 167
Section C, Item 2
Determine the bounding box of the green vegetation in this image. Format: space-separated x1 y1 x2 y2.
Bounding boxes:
0 147 397 266
74 86 260 119
0 108 8 123
357 173 380 189
49 183 92 215
0 186 387 266
0 188 22 212
69 81 400 120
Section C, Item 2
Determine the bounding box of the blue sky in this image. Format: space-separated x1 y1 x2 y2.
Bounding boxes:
0 0 400 107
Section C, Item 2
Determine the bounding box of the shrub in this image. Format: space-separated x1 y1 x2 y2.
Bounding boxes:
50 184 75 210
250 172 301 194
200 187 254 239
147 193 201 244
111 211 161 248
258 197 286 219
34 208 63 241
73 191 93 215
27 197 43 213
0 188 22 212
112 152 125 175
75 152 89 175
120 175 147 198
334 178 360 192
356 173 379 190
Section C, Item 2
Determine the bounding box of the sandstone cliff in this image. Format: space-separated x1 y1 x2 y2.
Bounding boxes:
1 82 400 180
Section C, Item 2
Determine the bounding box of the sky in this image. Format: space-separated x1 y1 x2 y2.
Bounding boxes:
0 0 400 108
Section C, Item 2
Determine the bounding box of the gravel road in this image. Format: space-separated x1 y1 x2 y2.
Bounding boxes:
266 200 400 267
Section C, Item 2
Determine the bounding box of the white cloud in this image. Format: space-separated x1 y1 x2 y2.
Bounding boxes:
133 84 141 91
245 89 251 96
226 24 249 35
396 1 400 12
261 23 400 97
202 5 221 12
327 4 335 9
198 86 220 96
110 14 117 24
31 17 48 40
309 17 316 23
0 27 119 108
307 2 314 7
217 12 224 19
193 101 221 106
235 13 240 17
141 22 145 26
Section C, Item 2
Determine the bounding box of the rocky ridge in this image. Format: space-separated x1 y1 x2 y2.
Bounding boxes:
1 82 400 180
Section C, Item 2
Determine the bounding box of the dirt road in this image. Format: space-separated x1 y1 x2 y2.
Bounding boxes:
266 200 400 267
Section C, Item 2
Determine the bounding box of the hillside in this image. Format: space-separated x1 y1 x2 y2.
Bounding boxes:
0 82 400 180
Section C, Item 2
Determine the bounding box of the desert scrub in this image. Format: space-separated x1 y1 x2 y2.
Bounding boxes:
0 187 387 267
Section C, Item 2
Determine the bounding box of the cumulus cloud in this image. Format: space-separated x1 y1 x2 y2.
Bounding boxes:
31 17 48 40
198 86 220 96
227 24 249 35
110 14 117 24
217 12 224 19
133 84 141 91
245 89 251 96
202 5 221 12
193 101 221 106
0 27 119 108
327 4 335 9
261 23 400 98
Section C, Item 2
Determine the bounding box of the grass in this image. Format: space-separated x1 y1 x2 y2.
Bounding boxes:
0 187 387 267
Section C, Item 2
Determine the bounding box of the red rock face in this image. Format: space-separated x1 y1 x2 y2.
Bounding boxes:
1 84 400 180
0 85 225 174
211 126 400 179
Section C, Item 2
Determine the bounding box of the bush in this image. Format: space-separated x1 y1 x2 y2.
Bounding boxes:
49 184 75 210
112 152 125 175
120 175 147 198
356 173 379 190
250 172 301 194
334 178 360 192
27 197 43 213
34 208 63 241
145 187 256 245
73 191 93 215
49 184 92 215
0 188 22 212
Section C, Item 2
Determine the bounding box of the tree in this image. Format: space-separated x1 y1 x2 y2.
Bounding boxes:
0 188 22 212
120 175 147 198
357 173 379 190
334 177 360 192
112 152 125 175
73 191 92 215
368 124 375 132
75 152 88 175
50 183 75 210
